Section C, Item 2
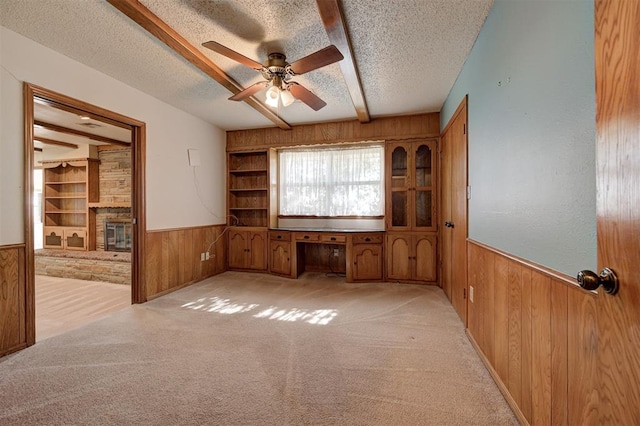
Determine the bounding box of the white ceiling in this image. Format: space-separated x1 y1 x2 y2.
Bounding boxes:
1 0 493 131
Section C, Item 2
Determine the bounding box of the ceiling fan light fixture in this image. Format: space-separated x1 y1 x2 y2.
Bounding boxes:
280 88 295 107
265 85 280 107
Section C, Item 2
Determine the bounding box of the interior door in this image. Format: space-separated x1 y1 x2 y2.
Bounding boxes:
592 1 640 422
441 131 453 297
441 96 468 323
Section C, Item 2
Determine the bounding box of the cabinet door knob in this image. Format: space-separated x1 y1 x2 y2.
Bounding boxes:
304 235 310 239
330 237 336 241
577 267 618 295
364 237 371 242
277 235 282 239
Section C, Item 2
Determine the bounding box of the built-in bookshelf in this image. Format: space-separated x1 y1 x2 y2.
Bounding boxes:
227 151 268 227
42 158 99 250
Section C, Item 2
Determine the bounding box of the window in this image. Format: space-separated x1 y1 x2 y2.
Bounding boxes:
279 144 384 217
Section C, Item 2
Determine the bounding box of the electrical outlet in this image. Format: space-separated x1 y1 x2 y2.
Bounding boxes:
333 249 339 257
200 252 205 262
205 252 210 260
469 286 474 303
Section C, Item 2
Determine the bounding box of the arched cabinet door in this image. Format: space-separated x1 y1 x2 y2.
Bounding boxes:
413 142 436 231
386 233 411 280
386 143 410 230
269 241 291 276
414 234 437 282
385 140 437 232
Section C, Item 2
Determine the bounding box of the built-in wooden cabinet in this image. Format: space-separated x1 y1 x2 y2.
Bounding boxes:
228 227 267 271
269 231 292 277
386 140 437 231
386 233 437 283
385 140 438 284
228 151 268 227
42 158 99 251
347 233 384 282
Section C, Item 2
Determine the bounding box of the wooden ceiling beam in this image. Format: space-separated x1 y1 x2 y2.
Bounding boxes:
34 136 79 150
106 0 292 130
316 0 370 123
34 97 133 130
34 120 130 146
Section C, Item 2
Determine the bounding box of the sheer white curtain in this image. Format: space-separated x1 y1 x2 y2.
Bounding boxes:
279 144 384 216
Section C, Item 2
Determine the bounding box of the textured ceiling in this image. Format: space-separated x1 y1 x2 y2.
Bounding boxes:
0 0 493 131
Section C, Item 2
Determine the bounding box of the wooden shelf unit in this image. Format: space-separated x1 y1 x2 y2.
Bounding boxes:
42 158 99 251
227 151 269 227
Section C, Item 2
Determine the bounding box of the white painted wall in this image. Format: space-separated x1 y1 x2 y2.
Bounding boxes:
440 0 596 276
0 26 227 245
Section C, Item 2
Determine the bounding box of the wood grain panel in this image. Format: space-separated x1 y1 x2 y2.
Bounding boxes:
467 240 599 425
520 267 533 421
0 245 26 357
550 279 568 426
567 285 598 425
494 254 510 384
145 231 163 297
144 224 226 300
507 260 523 407
480 247 496 365
226 113 440 151
595 0 640 423
531 271 552 425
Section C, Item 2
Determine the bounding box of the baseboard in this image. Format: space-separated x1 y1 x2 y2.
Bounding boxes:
466 330 529 426
145 269 225 301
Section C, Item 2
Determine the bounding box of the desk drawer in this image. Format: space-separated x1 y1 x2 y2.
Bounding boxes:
320 234 346 244
352 234 384 244
295 232 320 242
270 231 291 242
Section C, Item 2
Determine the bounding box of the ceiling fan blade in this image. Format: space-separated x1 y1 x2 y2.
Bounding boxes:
229 81 268 101
288 83 327 111
202 41 263 70
289 45 344 75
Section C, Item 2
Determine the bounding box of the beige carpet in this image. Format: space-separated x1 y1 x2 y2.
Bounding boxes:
0 271 516 425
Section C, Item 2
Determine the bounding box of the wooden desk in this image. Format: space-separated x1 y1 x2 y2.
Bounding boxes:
268 229 384 282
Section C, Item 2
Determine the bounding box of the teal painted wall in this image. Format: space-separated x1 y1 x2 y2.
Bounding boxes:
441 0 596 275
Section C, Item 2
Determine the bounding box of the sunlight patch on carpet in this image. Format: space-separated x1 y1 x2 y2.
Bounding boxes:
181 297 338 325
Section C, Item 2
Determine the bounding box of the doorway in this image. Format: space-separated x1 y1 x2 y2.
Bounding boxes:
440 95 469 324
24 83 147 346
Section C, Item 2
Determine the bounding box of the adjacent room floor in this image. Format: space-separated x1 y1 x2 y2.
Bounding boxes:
3 272 517 425
35 275 131 341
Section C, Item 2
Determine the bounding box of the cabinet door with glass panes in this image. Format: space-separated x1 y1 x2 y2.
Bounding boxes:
385 140 437 231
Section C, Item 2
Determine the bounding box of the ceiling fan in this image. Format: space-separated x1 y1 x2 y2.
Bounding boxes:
202 41 344 111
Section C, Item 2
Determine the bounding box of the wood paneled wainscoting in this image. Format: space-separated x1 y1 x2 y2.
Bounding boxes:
145 224 227 300
467 240 597 425
0 244 27 357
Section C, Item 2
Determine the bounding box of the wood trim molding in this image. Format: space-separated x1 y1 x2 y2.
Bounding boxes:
33 137 79 149
316 0 370 122
441 94 468 136
23 84 35 346
34 120 130 146
34 96 133 130
227 112 440 151
24 82 148 321
106 0 291 130
146 223 228 234
467 331 530 426
467 239 582 290
28 84 145 127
